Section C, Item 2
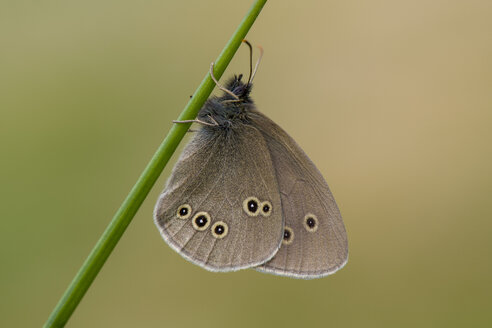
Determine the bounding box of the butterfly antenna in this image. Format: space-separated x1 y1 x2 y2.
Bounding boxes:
209 62 239 100
250 44 264 83
242 39 254 85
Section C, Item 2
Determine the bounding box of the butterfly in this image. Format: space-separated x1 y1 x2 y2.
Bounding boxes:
154 41 348 279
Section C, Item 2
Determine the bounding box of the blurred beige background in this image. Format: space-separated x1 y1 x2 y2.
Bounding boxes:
1 1 491 327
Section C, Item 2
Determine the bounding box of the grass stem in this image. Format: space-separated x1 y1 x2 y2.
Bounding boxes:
44 1 267 326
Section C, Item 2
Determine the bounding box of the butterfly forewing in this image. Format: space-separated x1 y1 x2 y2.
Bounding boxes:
154 124 284 271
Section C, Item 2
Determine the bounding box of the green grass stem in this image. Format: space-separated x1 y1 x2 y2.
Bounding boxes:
44 1 267 326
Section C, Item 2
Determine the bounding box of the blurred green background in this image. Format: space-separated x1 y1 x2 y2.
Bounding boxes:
1 1 491 327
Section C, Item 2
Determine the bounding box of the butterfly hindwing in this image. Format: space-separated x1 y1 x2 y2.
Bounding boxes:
154 124 284 271
251 111 349 278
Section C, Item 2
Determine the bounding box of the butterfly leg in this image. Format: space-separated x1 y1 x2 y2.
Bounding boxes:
209 62 239 100
173 117 218 127
173 119 213 126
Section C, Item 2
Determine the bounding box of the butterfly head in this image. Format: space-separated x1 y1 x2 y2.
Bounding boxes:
198 41 262 128
220 74 253 103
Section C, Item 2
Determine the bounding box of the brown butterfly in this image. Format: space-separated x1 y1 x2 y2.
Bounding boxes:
154 42 348 279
